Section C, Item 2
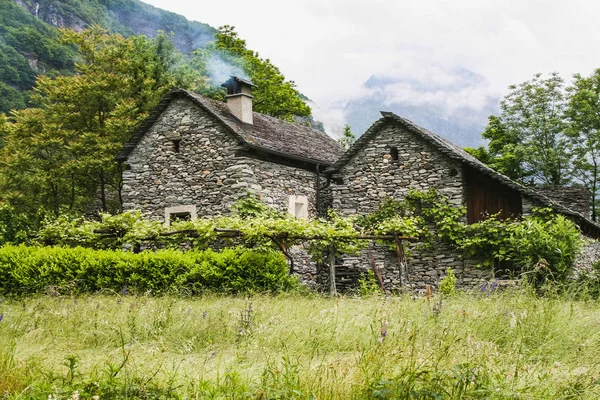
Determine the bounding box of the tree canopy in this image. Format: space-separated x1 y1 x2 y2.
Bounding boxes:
192 25 312 121
469 73 570 186
339 124 356 150
0 26 186 217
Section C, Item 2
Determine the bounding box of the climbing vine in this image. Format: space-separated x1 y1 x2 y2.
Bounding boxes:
37 190 583 283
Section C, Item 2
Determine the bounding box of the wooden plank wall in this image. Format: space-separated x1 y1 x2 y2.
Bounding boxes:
465 167 522 224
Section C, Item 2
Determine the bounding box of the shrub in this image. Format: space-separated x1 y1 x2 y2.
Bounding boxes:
439 268 457 296
509 214 582 284
357 270 381 296
0 245 296 296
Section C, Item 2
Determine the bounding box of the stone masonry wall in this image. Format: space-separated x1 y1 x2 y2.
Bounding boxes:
330 121 492 291
122 98 319 219
574 237 600 278
121 98 319 285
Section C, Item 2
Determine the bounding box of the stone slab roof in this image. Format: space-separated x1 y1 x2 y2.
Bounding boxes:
327 111 600 237
116 88 343 165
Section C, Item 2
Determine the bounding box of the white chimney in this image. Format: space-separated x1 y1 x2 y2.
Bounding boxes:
222 76 255 125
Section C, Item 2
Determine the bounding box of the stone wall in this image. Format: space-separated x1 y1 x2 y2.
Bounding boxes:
331 122 464 214
121 97 319 282
122 98 245 219
330 121 491 291
574 237 600 278
122 98 319 220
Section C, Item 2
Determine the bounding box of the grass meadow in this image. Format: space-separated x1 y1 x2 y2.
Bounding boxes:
1 291 600 399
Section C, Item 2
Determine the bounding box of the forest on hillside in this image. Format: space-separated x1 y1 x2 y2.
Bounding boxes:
0 0 215 113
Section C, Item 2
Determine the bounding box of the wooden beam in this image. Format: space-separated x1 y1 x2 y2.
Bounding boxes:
328 244 337 296
271 237 295 275
368 247 389 295
394 233 408 286
213 228 417 241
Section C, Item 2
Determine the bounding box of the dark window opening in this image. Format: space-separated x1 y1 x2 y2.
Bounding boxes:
449 168 458 177
170 212 191 223
390 147 399 161
172 139 181 153
332 177 345 185
123 163 132 171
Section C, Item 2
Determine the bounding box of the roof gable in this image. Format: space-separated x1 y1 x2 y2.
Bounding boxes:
116 89 343 165
327 111 600 237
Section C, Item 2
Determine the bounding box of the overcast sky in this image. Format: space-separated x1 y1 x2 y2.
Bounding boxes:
143 0 600 131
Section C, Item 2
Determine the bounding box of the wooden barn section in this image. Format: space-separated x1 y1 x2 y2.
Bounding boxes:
464 166 522 223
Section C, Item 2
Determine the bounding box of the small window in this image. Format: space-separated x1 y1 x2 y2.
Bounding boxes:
164 205 197 226
288 195 309 218
390 147 399 161
172 139 181 153
449 168 458 177
170 212 191 224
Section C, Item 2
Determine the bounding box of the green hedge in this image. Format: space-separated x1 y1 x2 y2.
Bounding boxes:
0 245 297 296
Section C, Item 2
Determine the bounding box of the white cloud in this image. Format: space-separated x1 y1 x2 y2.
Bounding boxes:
142 0 600 133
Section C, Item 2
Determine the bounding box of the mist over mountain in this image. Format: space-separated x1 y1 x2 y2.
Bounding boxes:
344 66 499 147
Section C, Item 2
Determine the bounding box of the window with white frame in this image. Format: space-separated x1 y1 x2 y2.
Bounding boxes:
288 195 308 219
164 205 197 226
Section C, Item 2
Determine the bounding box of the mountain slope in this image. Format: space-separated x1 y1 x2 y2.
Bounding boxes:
0 0 216 113
14 0 215 54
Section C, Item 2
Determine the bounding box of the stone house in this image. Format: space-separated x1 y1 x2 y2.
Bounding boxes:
117 77 600 291
325 112 600 290
115 78 343 284
116 78 342 223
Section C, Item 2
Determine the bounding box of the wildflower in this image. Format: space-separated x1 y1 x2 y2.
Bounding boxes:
480 282 487 292
202 311 207 319
425 285 432 301
72 390 79 400
0 314 3 322
490 278 499 292
378 320 388 343
122 284 128 295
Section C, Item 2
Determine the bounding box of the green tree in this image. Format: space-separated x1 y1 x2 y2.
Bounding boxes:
338 124 356 150
193 25 311 121
0 26 185 217
565 69 600 220
465 115 530 182
481 73 570 185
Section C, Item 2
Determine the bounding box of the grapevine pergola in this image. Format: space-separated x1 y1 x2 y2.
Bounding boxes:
123 226 417 295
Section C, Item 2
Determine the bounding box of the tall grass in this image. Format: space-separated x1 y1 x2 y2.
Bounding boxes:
0 291 599 398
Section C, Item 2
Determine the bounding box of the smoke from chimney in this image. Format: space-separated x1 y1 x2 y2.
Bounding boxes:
206 52 249 87
222 76 255 125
